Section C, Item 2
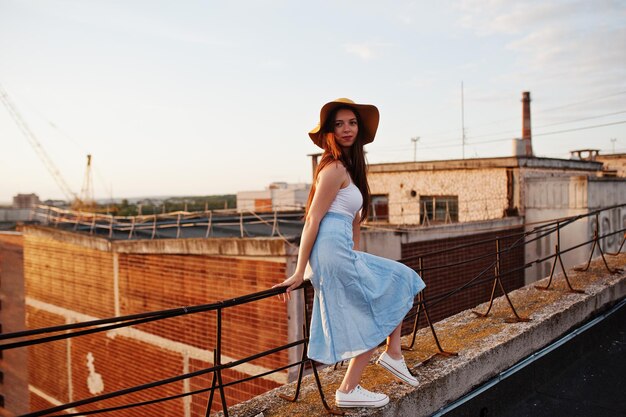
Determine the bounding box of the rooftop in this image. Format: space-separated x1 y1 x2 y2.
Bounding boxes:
223 253 625 416
368 155 603 173
30 205 305 241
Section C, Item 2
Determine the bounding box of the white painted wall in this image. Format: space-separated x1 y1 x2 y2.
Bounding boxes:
524 177 626 284
237 183 311 212
361 218 524 261
368 169 510 225
0 208 31 221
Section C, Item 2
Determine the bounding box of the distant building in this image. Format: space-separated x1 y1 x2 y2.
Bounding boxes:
596 152 626 177
366 156 601 225
237 182 311 213
12 193 40 209
0 193 39 229
42 199 67 208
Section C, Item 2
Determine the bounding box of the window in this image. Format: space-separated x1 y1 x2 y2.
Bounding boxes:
420 196 458 224
368 195 389 222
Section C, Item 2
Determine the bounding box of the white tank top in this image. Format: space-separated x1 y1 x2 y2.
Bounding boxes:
328 179 363 218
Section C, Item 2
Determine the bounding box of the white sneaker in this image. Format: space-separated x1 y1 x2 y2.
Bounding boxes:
376 351 419 387
335 384 389 408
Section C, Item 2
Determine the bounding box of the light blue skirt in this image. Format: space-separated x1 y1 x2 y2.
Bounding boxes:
306 212 426 364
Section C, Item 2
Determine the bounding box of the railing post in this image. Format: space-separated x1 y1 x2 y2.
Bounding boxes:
473 239 530 322
536 221 584 293
73 211 81 231
128 216 136 240
575 213 623 274
608 232 626 255
204 349 218 417
205 211 213 238
204 308 229 417
404 257 425 350
271 210 278 237
403 257 457 360
90 213 96 235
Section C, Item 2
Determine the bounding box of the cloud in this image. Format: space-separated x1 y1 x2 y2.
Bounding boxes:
259 58 286 70
29 1 231 48
344 43 376 60
455 0 626 93
343 42 392 61
457 0 586 36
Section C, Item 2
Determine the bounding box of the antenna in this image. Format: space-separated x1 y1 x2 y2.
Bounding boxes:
411 136 420 162
611 138 617 154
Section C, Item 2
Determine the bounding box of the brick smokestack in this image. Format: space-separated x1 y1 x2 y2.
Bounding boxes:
522 91 533 157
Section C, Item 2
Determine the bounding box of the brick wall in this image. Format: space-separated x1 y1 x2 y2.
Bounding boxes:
400 227 526 333
25 235 115 318
20 229 290 416
26 306 70 404
0 233 28 415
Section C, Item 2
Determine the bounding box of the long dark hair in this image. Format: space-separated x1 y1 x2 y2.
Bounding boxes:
305 105 370 223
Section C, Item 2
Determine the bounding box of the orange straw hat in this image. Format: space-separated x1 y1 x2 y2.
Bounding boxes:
308 98 379 148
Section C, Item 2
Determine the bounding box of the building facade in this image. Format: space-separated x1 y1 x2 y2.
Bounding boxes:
12 194 40 209
236 182 311 213
8 226 300 416
597 152 626 177
366 156 601 225
0 233 28 415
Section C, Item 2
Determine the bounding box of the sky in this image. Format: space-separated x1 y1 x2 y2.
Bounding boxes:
0 0 625 204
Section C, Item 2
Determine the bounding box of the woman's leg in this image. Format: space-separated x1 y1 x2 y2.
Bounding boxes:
338 323 406 392
385 323 403 360
377 323 419 386
338 347 376 392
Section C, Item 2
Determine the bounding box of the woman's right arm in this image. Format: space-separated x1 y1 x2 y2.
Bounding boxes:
273 162 347 299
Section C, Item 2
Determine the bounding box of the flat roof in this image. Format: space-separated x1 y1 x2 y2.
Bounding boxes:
33 209 305 241
368 155 603 173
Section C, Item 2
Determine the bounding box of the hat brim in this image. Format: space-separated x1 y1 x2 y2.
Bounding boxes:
309 98 379 149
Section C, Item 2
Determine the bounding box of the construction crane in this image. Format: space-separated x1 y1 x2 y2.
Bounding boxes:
76 154 96 211
0 83 95 210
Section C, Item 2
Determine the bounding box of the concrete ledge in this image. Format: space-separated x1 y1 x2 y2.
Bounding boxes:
222 254 625 416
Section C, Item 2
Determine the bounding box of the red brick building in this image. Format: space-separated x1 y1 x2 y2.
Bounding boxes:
0 233 28 415
11 225 298 416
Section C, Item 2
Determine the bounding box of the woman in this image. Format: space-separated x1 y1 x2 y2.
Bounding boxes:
275 98 425 408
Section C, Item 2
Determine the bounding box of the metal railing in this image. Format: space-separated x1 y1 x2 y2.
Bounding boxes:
30 204 304 241
2 204 625 416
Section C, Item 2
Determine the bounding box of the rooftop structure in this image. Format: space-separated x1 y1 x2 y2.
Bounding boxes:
366 155 603 225
236 182 311 213
12 193 40 209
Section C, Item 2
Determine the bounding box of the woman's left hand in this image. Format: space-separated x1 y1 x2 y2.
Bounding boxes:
272 272 305 302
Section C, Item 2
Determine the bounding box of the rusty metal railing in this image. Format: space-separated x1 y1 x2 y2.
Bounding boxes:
30 204 304 241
